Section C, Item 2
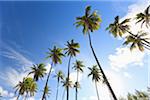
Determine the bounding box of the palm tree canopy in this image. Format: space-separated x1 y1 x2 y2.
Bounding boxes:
75 6 102 34
47 46 65 65
123 31 150 51
88 65 102 82
54 70 64 82
73 60 85 72
44 85 51 98
74 81 80 89
64 39 80 57
29 63 47 81
62 77 73 90
106 16 130 37
135 5 150 28
14 77 37 97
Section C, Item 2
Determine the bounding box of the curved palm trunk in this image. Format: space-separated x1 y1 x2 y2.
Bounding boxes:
56 80 60 100
95 81 100 100
41 62 53 100
75 70 79 100
67 55 72 100
88 33 117 100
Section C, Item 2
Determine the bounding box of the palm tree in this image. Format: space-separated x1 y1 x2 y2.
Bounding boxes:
14 78 26 100
61 77 73 100
42 85 51 100
106 16 130 37
88 65 102 100
28 63 47 81
123 31 150 51
106 16 150 49
42 46 64 100
54 70 64 100
14 77 37 100
135 5 150 28
119 90 149 100
64 39 80 100
72 60 85 100
75 6 117 100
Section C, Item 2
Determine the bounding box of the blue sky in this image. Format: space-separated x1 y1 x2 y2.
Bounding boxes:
0 0 149 100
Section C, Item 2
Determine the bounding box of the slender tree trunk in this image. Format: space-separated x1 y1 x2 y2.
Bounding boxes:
88 33 117 100
62 89 65 100
16 94 20 100
41 62 53 100
75 70 79 100
66 55 72 100
95 81 100 100
24 93 28 100
56 80 59 100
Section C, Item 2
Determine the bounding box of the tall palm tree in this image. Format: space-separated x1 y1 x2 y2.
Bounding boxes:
42 85 51 100
106 16 130 37
14 77 37 100
106 16 150 49
75 6 117 100
42 46 64 100
54 70 64 100
123 31 150 51
28 63 47 81
61 77 73 100
72 60 85 100
135 5 150 28
88 65 102 100
64 39 80 100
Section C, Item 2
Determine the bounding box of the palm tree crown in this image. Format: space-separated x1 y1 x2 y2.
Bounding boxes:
73 60 85 72
15 77 37 99
123 31 150 51
47 46 65 65
88 65 102 82
106 16 130 37
29 63 46 81
62 77 73 90
135 5 150 28
64 39 80 57
75 6 102 34
54 70 64 82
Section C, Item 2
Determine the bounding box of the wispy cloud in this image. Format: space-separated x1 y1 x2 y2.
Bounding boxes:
109 47 145 71
0 42 34 87
0 86 14 98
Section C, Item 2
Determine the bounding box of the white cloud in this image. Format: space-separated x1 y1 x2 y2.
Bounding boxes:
123 72 132 79
0 67 32 87
121 0 150 37
0 86 14 98
45 63 55 74
0 43 34 87
109 47 145 71
69 72 83 83
10 97 35 100
0 43 33 70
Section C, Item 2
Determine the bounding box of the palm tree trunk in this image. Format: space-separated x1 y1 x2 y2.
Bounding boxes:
75 70 79 100
88 33 117 100
56 80 59 100
95 81 100 100
16 94 20 100
67 55 72 100
41 62 53 100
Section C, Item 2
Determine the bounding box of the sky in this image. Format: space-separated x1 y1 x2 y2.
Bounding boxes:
0 0 150 100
